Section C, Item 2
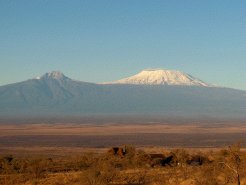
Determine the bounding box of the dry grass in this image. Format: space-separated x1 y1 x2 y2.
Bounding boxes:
0 123 245 184
0 145 246 185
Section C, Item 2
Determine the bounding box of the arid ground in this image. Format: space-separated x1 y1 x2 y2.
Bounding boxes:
0 122 246 185
0 122 245 155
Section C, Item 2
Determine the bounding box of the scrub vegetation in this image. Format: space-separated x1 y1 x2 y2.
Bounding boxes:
0 144 245 185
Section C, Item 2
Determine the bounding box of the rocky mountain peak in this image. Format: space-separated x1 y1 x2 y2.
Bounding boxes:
36 71 69 80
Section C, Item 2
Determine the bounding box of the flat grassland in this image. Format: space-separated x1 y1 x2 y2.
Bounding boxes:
0 122 246 185
0 123 245 155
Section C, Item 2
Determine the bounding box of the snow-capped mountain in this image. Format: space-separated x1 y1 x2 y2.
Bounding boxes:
0 70 245 120
103 69 210 86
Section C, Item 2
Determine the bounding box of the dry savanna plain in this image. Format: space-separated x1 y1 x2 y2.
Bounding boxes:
0 121 245 185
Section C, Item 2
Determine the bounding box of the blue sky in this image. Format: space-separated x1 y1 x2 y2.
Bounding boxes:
0 0 245 90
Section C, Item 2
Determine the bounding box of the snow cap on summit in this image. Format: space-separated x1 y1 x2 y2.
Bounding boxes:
103 68 210 86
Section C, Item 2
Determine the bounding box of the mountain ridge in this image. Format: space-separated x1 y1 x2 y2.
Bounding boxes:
0 70 245 119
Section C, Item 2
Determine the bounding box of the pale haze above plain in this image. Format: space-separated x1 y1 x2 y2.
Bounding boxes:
0 0 245 90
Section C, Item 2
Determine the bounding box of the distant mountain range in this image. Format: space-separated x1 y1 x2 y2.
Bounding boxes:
0 69 246 120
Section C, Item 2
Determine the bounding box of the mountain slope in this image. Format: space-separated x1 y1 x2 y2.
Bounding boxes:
0 71 100 113
0 71 245 119
103 69 210 86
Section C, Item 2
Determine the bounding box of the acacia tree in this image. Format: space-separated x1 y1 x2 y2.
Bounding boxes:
220 143 241 185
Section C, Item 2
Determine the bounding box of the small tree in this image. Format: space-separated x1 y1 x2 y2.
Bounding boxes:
219 143 242 185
